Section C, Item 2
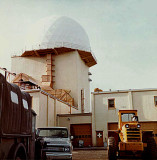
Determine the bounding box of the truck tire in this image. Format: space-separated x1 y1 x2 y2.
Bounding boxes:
108 137 117 160
147 137 157 160
8 143 27 160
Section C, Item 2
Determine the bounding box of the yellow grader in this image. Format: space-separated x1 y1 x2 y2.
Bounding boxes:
108 110 157 159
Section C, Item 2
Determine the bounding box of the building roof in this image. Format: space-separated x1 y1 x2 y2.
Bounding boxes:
57 113 92 117
12 73 37 84
92 88 157 95
19 16 97 67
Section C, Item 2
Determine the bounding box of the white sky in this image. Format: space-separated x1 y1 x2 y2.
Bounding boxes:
0 0 157 91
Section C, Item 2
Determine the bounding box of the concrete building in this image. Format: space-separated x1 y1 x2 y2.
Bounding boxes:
11 16 96 147
91 88 157 146
10 15 157 148
12 16 96 113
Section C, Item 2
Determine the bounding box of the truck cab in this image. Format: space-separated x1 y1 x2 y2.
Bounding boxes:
35 127 72 160
108 110 157 160
118 110 142 143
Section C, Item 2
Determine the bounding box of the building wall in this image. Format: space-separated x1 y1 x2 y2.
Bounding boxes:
54 51 90 112
54 51 78 107
56 100 71 114
12 51 91 113
29 91 55 128
57 114 92 132
76 53 90 113
91 92 129 146
132 91 157 121
11 56 47 85
28 90 78 128
91 90 157 146
29 91 40 127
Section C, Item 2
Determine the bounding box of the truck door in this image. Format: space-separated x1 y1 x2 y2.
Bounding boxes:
29 110 36 159
0 83 3 134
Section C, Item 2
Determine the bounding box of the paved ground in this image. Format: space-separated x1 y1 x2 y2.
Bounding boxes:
72 150 107 160
72 150 142 160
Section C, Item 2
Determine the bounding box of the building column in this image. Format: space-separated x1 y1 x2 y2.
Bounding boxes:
91 94 96 146
128 91 134 109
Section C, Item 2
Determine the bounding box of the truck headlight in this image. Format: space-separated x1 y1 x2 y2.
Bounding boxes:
64 147 70 152
125 124 129 128
137 124 141 128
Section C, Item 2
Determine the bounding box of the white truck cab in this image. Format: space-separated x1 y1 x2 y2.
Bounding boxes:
35 127 72 160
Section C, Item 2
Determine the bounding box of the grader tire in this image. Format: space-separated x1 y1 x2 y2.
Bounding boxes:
108 137 117 160
147 137 157 160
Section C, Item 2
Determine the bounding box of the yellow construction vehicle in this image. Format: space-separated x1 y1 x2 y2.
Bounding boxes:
108 110 157 160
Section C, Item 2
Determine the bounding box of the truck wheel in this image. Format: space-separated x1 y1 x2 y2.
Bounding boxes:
108 137 117 160
8 143 27 160
15 147 27 160
147 137 157 159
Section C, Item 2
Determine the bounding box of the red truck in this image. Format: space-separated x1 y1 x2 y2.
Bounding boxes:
0 73 36 159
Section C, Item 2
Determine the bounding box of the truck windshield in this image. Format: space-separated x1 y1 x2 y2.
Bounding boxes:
121 113 135 122
38 128 68 138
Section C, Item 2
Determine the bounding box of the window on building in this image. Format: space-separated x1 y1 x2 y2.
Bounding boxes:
108 99 115 109
154 96 157 106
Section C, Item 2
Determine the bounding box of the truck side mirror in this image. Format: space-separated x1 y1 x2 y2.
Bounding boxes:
35 130 39 139
35 133 38 139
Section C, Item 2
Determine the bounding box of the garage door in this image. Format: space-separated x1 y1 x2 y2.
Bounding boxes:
140 121 157 143
108 123 118 131
70 124 92 147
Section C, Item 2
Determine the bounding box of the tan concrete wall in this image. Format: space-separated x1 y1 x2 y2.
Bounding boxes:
93 93 129 129
38 93 49 127
56 100 70 114
11 51 91 126
29 91 55 128
48 96 55 126
29 90 79 128
11 56 47 85
29 91 40 127
57 115 92 132
54 51 90 113
54 51 78 107
76 53 90 113
71 107 79 114
91 94 96 146
132 91 157 121
56 101 79 114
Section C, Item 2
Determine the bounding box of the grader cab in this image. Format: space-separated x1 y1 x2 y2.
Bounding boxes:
108 110 157 160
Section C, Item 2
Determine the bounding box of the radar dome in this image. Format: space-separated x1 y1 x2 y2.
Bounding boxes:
25 16 91 52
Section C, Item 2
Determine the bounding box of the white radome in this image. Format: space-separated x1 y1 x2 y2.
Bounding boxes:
24 16 91 52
